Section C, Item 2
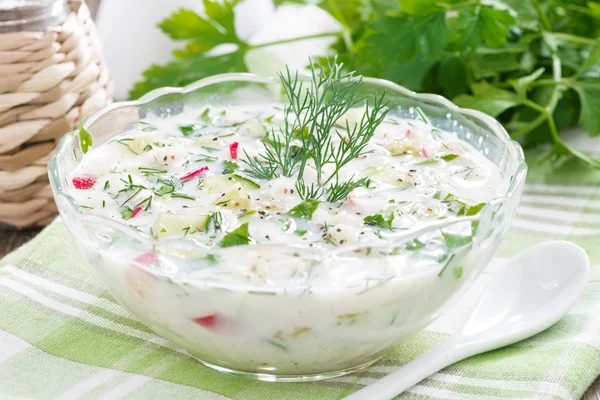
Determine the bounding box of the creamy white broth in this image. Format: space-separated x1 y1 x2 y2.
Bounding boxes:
71 105 500 245
67 101 505 376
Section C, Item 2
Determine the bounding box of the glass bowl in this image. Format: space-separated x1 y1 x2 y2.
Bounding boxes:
48 73 527 382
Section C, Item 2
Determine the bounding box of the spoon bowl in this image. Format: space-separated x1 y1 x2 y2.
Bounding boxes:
345 241 590 400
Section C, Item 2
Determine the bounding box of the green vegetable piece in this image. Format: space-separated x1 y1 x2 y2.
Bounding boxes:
262 338 289 352
238 210 256 219
363 213 394 230
179 124 197 136
289 327 311 338
220 222 251 247
418 153 459 165
200 107 211 124
79 122 93 154
231 174 260 189
440 153 459 161
465 202 486 216
405 239 425 251
120 207 133 220
223 160 239 174
442 232 472 250
288 200 320 220
454 266 464 279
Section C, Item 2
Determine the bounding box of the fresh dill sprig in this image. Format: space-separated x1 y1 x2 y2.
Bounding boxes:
240 58 390 204
206 211 223 233
326 177 371 203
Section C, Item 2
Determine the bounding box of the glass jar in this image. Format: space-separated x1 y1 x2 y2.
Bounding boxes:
0 0 69 33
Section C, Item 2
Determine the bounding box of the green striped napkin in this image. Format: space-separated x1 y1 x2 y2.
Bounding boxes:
1 149 599 399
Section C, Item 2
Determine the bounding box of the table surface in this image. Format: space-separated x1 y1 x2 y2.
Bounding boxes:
1 229 598 398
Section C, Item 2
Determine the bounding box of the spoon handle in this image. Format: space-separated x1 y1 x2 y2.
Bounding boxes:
343 337 475 400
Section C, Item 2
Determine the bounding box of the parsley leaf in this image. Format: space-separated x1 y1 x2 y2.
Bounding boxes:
223 160 239 174
454 82 522 117
363 212 394 230
442 232 472 251
288 200 320 220
465 202 486 216
219 222 251 247
573 79 600 135
128 1 246 99
179 124 198 136
129 51 247 100
79 122 93 154
158 3 240 50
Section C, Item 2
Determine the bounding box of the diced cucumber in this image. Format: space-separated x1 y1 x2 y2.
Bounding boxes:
203 175 260 193
119 132 160 154
215 184 253 209
239 121 266 137
153 212 209 239
364 165 414 187
384 139 421 156
195 136 222 147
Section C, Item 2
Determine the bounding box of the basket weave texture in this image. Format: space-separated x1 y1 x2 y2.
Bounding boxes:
0 0 112 229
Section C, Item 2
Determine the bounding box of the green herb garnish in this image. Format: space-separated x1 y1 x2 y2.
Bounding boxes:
238 210 256 219
206 211 223 233
454 266 464 279
138 167 167 176
79 122 93 154
179 124 198 137
464 202 486 216
418 153 459 165
240 59 389 203
171 192 195 200
363 212 394 230
219 222 251 247
288 199 320 220
195 154 218 163
199 107 211 124
262 338 288 352
116 138 139 154
223 160 238 174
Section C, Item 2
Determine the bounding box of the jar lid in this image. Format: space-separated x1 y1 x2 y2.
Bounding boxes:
0 0 69 33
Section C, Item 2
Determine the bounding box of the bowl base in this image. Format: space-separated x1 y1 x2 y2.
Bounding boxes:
194 355 385 382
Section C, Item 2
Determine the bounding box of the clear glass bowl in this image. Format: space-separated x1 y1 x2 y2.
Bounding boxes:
48 73 526 382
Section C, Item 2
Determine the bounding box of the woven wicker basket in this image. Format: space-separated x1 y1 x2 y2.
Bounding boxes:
0 0 112 229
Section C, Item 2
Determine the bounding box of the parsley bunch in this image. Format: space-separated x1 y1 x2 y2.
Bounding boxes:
130 0 600 167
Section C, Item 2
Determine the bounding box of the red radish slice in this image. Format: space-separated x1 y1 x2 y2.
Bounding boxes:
72 176 96 189
130 206 143 218
130 251 158 279
229 142 239 160
191 313 242 335
193 314 218 328
422 147 429 158
134 251 158 265
180 166 209 181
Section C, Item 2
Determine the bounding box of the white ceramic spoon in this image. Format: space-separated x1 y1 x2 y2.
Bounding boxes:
344 240 590 400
